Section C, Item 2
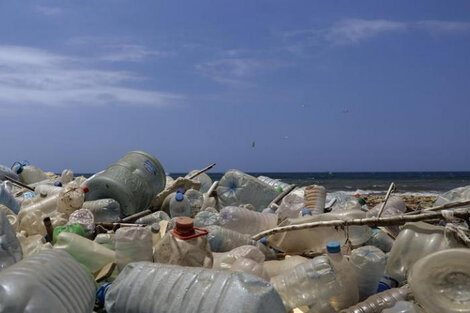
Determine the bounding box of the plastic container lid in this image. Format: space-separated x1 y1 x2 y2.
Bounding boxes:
175 193 184 201
54 181 63 187
174 217 195 236
326 241 341 253
82 186 89 193
357 197 366 206
260 237 268 246
96 283 112 307
300 208 312 216
275 186 283 193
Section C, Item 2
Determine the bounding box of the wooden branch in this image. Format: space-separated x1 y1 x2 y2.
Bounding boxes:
3 176 35 191
268 184 297 209
405 199 470 215
188 163 216 179
377 182 395 218
251 208 470 241
121 209 152 223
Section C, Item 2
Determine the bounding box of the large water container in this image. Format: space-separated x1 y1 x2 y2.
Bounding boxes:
82 198 121 222
11 161 48 184
408 249 470 313
349 245 386 300
217 170 279 212
85 151 166 217
218 206 278 235
0 249 95 313
264 255 309 278
105 262 285 313
169 192 192 218
185 170 213 193
0 210 22 271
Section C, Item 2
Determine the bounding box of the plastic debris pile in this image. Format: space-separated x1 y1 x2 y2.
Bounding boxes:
0 150 470 313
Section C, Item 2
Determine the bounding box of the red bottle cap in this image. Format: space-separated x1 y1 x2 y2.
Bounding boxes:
174 217 195 236
82 186 89 194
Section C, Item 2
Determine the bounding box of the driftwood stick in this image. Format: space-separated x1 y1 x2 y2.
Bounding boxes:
121 209 152 223
3 176 35 191
96 222 146 229
269 184 297 209
410 199 470 214
251 208 470 241
188 163 216 179
377 182 396 218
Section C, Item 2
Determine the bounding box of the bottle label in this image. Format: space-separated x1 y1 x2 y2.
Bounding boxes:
144 160 158 176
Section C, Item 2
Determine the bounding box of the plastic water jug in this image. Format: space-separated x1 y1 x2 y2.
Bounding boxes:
115 227 153 271
217 170 279 211
184 188 204 216
365 228 395 252
85 151 166 217
408 248 470 313
186 170 213 193
218 206 278 235
169 191 192 217
264 255 309 278
54 232 115 273
11 161 48 184
135 210 170 225
382 301 422 313
276 193 305 220
385 222 465 285
82 198 121 222
154 217 213 267
349 245 386 300
0 249 95 313
339 286 411 313
194 210 219 227
0 210 22 271
104 261 285 313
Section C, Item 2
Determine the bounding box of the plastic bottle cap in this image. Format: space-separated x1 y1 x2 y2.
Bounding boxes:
326 241 341 253
175 193 184 201
357 197 366 205
275 186 283 193
300 208 312 216
13 164 23 174
260 237 268 245
174 217 195 236
96 283 112 307
82 186 89 193
54 181 63 187
151 223 160 233
176 188 185 194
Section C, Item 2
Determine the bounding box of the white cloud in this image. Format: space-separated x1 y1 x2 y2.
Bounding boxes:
0 45 184 108
196 58 264 87
35 5 63 16
416 20 470 33
326 19 407 44
68 37 167 62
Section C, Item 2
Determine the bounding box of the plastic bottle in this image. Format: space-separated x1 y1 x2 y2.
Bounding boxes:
0 164 19 181
326 242 360 310
169 192 192 218
185 170 213 193
184 188 204 216
115 227 153 271
82 198 121 222
0 210 22 271
135 210 170 225
18 195 67 236
52 223 86 244
104 262 285 313
194 210 219 227
217 170 279 212
349 245 386 300
84 151 166 217
257 175 291 190
339 286 411 313
408 248 470 313
264 255 309 278
385 222 465 285
34 184 62 197
0 183 20 214
365 228 395 252
94 232 116 250
68 209 95 237
213 245 265 270
382 301 422 313
304 184 327 214
218 206 278 235
276 193 305 220
57 182 86 216
154 217 213 268
16 232 46 258
270 255 339 311
231 257 270 281
60 169 74 184
0 249 95 313
53 232 115 273
11 161 48 184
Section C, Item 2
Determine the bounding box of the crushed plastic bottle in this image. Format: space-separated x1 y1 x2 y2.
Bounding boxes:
135 210 170 225
264 255 309 278
104 262 285 313
0 249 95 313
276 193 305 220
218 206 278 235
154 217 213 268
169 191 192 218
194 210 219 227
349 245 386 300
57 182 86 216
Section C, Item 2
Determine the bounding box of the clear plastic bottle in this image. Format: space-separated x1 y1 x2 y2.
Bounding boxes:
408 248 470 313
231 257 270 281
82 198 121 222
213 245 265 270
0 249 95 313
115 227 153 271
57 182 86 216
0 183 20 214
365 228 395 252
382 301 422 313
194 210 219 227
135 210 170 225
184 188 204 216
94 232 116 250
104 262 285 313
34 184 62 197
349 245 386 300
154 217 213 268
276 193 305 220
0 164 19 181
263 255 309 278
0 210 22 271
12 161 48 184
185 170 213 193
340 286 411 313
257 175 291 190
304 184 327 214
60 169 74 184
218 206 278 235
326 242 359 310
53 232 115 273
169 192 191 218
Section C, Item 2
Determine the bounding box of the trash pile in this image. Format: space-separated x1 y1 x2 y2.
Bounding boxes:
1 151 470 313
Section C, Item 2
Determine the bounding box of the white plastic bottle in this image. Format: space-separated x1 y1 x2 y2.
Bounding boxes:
264 255 309 278
326 241 360 310
12 161 48 185
169 192 191 218
349 245 386 300
218 206 278 235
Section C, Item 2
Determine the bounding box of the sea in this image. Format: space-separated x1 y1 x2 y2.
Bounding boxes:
168 172 470 196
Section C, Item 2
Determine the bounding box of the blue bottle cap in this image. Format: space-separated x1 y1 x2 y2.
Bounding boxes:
326 241 341 253
300 208 312 216
54 181 63 187
377 281 391 292
12 163 23 174
260 237 268 246
96 283 112 307
176 188 185 194
175 193 184 201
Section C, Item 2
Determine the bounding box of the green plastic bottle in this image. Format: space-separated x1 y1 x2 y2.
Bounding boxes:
53 223 86 244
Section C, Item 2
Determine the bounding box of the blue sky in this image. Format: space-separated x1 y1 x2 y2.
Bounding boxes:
0 0 469 173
